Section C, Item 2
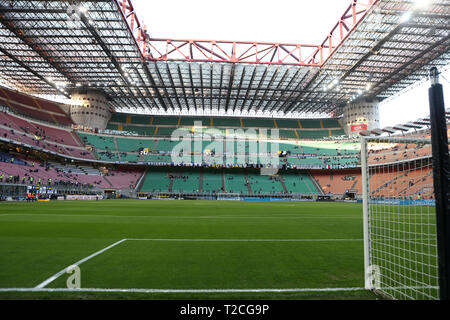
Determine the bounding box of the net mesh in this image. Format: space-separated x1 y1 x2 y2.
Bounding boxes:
363 136 439 300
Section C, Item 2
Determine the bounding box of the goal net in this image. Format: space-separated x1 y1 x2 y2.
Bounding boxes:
361 135 439 300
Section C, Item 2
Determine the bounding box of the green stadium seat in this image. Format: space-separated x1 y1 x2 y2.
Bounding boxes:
275 119 300 129
152 116 179 126
224 173 249 194
247 173 284 194
156 127 178 137
109 113 128 123
119 153 141 162
331 129 346 136
243 118 275 128
131 115 152 125
282 173 319 194
116 137 154 152
180 117 209 126
78 132 115 150
172 172 200 193
279 130 297 139
202 171 224 193
213 117 241 127
299 119 321 129
323 119 340 128
297 130 329 139
140 171 171 192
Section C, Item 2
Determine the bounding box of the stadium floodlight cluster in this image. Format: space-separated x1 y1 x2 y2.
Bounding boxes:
361 136 439 300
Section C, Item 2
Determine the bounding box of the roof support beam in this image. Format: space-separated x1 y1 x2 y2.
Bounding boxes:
0 8 74 85
232 66 246 113
224 64 236 113
188 63 198 111
0 45 70 98
151 62 173 110
165 63 182 110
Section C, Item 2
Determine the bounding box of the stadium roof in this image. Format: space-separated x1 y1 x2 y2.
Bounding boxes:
0 0 448 118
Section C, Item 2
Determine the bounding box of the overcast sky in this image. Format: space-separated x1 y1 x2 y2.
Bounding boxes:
132 0 449 128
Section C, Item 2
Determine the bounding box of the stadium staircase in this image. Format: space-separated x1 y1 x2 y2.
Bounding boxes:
199 172 204 192
221 172 226 193
350 179 359 191
134 169 148 191
168 176 174 193
245 173 252 194
153 140 159 152
309 173 325 195
113 138 121 162
278 176 289 194
102 176 114 188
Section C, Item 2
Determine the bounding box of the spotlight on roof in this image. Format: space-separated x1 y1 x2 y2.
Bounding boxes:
400 12 412 23
78 6 88 14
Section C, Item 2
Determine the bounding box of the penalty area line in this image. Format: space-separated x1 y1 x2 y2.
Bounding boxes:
0 287 366 294
34 239 127 289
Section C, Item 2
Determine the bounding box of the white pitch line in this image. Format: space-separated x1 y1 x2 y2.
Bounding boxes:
0 287 366 294
35 239 127 289
126 238 363 242
0 213 359 219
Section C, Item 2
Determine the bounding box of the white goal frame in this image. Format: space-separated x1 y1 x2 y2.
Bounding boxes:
361 136 439 300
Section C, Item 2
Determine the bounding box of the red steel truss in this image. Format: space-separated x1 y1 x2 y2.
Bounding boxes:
316 0 377 65
115 0 378 67
115 0 148 60
144 39 323 67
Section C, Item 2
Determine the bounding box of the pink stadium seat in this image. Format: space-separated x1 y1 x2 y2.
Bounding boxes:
0 86 73 126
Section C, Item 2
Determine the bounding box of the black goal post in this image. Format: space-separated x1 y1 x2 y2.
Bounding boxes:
428 67 450 300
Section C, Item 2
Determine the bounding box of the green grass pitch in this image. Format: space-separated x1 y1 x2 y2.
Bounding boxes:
0 200 378 300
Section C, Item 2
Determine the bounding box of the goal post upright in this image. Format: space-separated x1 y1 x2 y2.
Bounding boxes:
428 67 450 300
360 67 449 300
360 136 371 290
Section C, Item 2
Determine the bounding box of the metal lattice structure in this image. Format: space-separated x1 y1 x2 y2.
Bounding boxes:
0 0 448 118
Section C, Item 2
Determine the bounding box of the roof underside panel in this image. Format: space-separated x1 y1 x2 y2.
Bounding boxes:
320 0 450 114
0 0 448 118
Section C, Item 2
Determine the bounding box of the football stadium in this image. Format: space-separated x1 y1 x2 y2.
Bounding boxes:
0 0 449 302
